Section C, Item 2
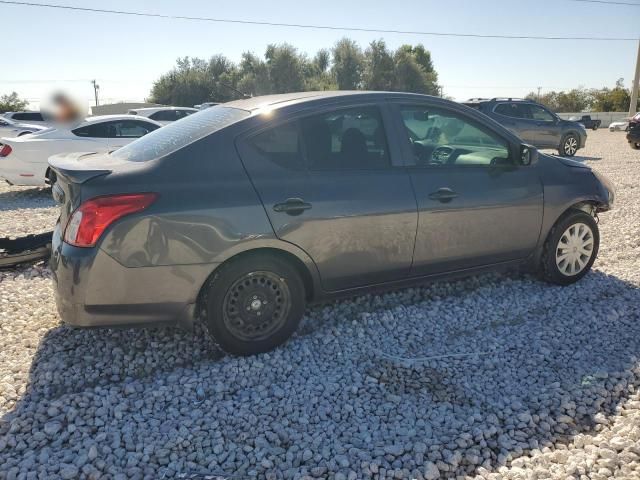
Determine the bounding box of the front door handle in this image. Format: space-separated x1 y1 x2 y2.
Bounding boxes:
428 188 459 202
273 198 312 215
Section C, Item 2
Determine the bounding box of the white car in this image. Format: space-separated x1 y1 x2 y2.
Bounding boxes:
0 116 46 138
609 120 629 132
126 106 197 125
0 115 161 186
194 102 219 110
3 111 52 126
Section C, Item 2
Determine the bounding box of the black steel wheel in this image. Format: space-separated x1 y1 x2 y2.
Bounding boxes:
205 254 305 355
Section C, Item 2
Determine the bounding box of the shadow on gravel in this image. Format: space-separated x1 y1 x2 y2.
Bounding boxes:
1 270 639 479
0 187 54 212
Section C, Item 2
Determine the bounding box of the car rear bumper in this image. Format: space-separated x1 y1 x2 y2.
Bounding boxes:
50 223 217 329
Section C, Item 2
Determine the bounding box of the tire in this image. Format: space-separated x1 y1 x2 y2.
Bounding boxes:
630 142 640 150
609 127 614 132
540 211 599 286
592 125 598 131
559 133 579 157
204 254 306 356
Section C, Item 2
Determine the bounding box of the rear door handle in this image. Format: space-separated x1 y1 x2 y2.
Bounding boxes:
273 198 312 215
428 188 459 202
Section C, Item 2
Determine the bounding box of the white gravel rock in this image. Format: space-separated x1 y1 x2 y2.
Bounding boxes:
1 130 640 479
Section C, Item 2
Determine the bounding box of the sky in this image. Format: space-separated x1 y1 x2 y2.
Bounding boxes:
1 0 638 109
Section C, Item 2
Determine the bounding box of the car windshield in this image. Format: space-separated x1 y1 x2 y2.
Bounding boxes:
111 105 250 162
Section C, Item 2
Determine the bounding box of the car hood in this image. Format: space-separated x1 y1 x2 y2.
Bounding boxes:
550 154 591 169
560 119 586 130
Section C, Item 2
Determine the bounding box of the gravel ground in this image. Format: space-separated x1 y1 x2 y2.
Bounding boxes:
1 129 639 480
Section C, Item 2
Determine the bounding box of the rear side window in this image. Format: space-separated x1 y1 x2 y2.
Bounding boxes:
249 121 303 170
494 103 530 119
13 112 44 121
113 120 159 137
149 110 177 121
73 123 109 137
111 106 250 162
301 106 390 170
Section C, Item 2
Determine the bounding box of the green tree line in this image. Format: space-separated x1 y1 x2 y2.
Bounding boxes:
526 79 636 113
149 38 440 106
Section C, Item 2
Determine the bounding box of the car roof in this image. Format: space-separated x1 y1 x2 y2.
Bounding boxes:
130 107 198 113
224 90 440 112
83 114 162 125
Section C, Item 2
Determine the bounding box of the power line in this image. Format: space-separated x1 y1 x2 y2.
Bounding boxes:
0 0 637 41
569 0 640 6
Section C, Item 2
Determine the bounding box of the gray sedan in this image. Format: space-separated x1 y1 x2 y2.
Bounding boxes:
48 91 614 355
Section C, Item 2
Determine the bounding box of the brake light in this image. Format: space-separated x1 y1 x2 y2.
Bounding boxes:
0 144 12 157
64 193 158 247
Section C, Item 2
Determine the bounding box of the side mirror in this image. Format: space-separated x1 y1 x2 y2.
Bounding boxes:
520 144 539 166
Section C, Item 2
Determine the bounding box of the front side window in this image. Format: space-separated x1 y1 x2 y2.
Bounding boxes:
300 106 390 170
529 105 556 122
400 105 511 167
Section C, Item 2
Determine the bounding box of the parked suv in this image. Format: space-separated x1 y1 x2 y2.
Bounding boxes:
49 92 614 355
2 111 52 126
463 98 587 157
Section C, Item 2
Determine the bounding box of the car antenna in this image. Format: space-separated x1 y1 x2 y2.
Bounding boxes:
218 82 252 99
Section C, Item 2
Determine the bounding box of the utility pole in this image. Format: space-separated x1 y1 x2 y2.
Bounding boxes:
537 86 542 102
91 79 100 107
629 39 640 116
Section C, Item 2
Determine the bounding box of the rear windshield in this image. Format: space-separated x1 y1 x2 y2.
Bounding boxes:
111 106 250 162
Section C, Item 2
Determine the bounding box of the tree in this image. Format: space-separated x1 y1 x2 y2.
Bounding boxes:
237 52 270 96
0 92 28 113
265 43 307 93
149 39 443 102
363 40 395 91
393 45 439 95
332 38 364 90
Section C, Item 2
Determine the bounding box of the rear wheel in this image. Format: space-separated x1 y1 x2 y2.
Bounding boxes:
630 142 640 150
559 133 579 157
204 254 306 355
540 211 599 285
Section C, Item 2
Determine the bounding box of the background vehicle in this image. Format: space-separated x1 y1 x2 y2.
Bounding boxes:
627 114 640 149
49 92 613 356
0 116 46 138
127 106 198 125
609 120 630 132
194 102 220 110
0 115 161 186
463 98 587 157
569 115 601 130
2 111 52 126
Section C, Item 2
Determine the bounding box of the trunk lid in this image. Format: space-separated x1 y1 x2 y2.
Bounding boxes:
49 151 144 229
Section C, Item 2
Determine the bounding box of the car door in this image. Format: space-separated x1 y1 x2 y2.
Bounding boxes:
528 104 561 148
492 102 537 144
391 102 543 276
237 103 418 292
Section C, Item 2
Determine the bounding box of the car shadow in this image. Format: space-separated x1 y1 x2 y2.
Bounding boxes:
1 270 638 478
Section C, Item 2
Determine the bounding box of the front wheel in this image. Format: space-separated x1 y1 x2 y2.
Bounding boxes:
630 142 640 150
540 211 599 285
204 254 306 355
559 134 579 157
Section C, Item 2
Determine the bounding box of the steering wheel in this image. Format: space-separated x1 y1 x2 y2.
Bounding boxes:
431 146 454 165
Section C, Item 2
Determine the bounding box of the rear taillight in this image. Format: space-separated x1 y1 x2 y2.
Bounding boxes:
0 144 12 157
64 193 158 247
